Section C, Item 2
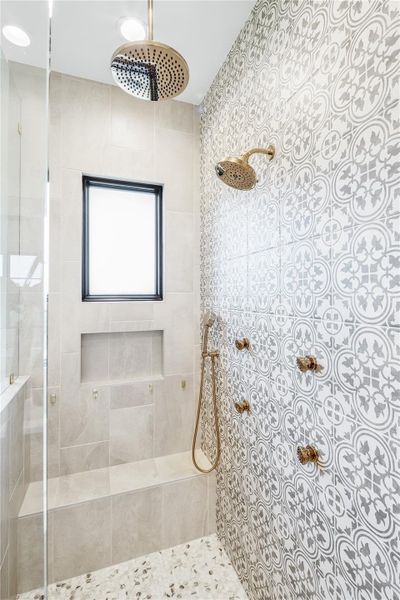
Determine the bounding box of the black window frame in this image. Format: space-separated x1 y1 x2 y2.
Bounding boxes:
82 175 163 302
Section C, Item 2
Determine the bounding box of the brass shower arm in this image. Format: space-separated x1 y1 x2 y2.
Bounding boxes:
242 145 275 162
148 0 153 41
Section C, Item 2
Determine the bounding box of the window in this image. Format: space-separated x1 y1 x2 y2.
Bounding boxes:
82 176 163 301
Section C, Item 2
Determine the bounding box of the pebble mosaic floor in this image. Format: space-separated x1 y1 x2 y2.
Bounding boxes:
18 534 248 600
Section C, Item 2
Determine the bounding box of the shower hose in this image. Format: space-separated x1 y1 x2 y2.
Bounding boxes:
191 348 221 473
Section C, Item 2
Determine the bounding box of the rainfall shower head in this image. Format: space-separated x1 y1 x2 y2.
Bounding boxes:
111 0 189 101
215 145 275 190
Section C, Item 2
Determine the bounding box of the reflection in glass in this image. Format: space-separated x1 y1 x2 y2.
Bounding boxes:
1 2 49 599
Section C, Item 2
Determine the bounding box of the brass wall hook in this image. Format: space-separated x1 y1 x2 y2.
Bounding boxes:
297 445 320 464
235 338 250 351
234 400 251 414
296 355 323 373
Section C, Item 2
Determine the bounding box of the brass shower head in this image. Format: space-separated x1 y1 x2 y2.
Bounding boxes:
111 0 189 101
215 145 275 190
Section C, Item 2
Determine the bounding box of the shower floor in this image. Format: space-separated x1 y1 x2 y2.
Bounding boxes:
18 534 247 600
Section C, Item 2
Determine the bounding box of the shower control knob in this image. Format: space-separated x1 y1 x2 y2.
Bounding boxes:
297 445 320 465
234 400 250 414
235 338 250 351
296 355 323 373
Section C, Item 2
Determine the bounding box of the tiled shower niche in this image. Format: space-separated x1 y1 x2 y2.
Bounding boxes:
81 330 163 383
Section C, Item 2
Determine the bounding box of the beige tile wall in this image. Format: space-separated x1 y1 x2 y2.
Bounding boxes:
46 73 201 478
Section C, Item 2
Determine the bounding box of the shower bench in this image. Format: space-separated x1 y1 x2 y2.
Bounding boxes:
16 450 215 594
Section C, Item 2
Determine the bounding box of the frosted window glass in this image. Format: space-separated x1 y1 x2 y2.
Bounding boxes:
84 180 162 300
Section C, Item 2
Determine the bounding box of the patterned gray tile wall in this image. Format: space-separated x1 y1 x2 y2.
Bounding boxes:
199 1 400 599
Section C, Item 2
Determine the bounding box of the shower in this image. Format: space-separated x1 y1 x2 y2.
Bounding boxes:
215 145 275 190
192 313 221 473
110 0 189 101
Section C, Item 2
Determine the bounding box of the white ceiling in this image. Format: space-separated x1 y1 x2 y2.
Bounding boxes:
1 2 49 68
2 0 255 104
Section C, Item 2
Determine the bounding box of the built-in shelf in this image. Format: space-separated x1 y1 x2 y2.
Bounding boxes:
81 330 163 383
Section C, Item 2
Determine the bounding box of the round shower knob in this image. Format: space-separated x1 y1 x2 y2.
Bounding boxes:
297 445 320 464
235 338 250 351
234 400 250 414
296 355 323 373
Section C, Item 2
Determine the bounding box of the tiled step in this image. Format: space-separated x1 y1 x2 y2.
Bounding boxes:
17 451 216 594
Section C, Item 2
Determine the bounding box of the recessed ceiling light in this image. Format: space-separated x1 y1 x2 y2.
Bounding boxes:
2 25 31 47
120 18 146 42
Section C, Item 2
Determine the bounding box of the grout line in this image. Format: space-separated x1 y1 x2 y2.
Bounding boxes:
59 440 109 451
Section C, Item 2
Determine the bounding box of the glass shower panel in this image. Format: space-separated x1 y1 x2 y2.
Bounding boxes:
0 53 21 394
0 2 49 599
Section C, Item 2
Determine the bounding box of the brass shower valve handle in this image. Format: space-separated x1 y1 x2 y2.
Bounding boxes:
235 338 250 351
234 400 251 414
296 355 323 373
297 445 320 465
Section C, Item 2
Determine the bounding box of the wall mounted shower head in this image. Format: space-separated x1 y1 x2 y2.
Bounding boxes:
111 0 189 101
215 145 275 190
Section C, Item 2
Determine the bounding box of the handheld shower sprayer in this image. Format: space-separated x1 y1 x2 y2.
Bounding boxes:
192 313 220 474
204 312 216 328
201 312 216 356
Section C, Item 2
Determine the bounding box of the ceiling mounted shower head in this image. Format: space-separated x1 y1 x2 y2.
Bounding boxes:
111 0 189 101
215 145 275 190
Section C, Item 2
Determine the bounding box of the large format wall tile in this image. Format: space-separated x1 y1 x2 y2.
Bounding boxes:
60 441 109 476
165 211 195 293
0 552 8 600
200 1 400 599
162 477 208 548
110 405 153 465
108 331 161 381
16 513 48 594
154 129 194 213
153 375 195 456
110 380 155 410
156 99 194 135
110 87 155 152
61 76 110 173
52 498 111 582
111 487 162 563
60 382 109 448
0 406 10 567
